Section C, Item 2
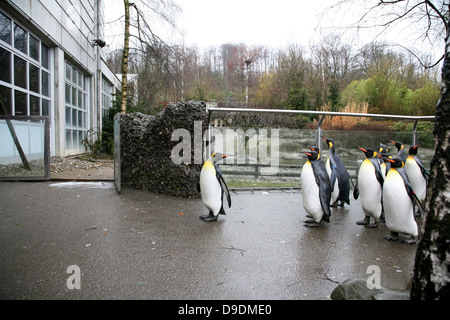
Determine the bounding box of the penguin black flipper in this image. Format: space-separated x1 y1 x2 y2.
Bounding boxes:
398 167 425 214
329 161 338 192
311 161 332 222
414 156 430 179
318 175 332 222
197 182 201 192
214 162 231 208
369 158 384 187
353 180 359 200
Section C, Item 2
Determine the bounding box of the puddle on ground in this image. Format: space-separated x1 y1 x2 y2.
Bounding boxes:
49 181 115 189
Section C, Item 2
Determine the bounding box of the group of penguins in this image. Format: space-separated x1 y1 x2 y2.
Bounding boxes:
197 136 429 245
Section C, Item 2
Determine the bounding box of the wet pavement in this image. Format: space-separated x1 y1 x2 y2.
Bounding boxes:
0 181 419 300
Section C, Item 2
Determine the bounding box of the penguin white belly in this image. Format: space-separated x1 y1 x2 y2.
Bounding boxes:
326 158 339 203
405 158 427 202
301 162 323 223
383 171 418 236
358 161 382 219
200 163 222 216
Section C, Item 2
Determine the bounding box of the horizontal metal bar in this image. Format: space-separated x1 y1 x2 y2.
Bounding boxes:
207 107 435 122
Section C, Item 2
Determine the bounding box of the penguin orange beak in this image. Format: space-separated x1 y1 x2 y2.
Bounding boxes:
304 152 312 157
386 158 395 163
356 146 367 152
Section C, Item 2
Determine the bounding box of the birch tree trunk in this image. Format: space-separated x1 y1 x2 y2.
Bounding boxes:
120 0 131 114
410 22 450 300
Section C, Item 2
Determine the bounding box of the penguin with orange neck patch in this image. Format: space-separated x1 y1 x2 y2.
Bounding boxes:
198 152 231 222
322 136 351 207
300 150 331 227
382 157 424 244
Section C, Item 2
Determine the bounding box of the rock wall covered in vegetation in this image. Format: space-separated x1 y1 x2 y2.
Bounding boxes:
119 100 207 198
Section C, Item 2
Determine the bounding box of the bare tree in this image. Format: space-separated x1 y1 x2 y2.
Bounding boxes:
118 0 179 114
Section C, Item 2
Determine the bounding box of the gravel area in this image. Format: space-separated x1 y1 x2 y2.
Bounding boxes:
50 155 114 180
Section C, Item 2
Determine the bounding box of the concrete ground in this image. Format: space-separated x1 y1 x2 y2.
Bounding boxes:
0 181 419 300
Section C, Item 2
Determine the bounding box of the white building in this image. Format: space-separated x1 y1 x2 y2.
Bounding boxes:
0 0 121 159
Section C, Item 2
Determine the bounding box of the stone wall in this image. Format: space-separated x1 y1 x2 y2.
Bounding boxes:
119 100 207 198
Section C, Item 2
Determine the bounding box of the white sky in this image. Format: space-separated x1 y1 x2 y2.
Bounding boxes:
102 0 443 60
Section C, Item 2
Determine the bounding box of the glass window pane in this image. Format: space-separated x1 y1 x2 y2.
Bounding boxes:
42 99 50 116
78 110 83 127
78 73 82 88
30 95 40 115
72 87 76 106
14 90 27 115
29 34 39 61
0 47 11 83
72 69 77 85
29 63 40 93
14 23 27 54
66 129 72 149
65 84 70 103
65 106 71 125
72 108 77 127
0 85 12 115
78 130 84 147
65 63 71 81
42 71 50 97
0 12 12 44
41 43 49 69
14 55 26 89
72 130 78 148
77 90 82 108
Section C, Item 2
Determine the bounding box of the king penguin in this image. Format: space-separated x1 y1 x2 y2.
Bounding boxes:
388 139 406 164
198 152 231 222
322 136 351 207
378 143 390 177
405 145 429 212
300 150 331 227
382 157 424 244
354 146 384 228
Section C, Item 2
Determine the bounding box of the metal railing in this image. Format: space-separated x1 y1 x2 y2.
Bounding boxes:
207 107 435 148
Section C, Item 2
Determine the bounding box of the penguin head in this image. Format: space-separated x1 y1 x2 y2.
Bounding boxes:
379 143 389 154
385 157 404 168
321 136 334 149
211 152 229 163
307 146 321 158
304 151 320 162
388 139 404 151
409 145 419 156
355 146 377 158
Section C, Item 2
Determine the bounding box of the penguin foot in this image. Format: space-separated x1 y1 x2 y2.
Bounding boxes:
356 216 370 226
199 214 218 222
303 221 321 228
400 236 417 245
330 203 338 208
365 221 379 228
384 232 399 241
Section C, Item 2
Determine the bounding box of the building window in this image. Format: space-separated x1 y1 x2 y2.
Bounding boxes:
101 78 114 118
0 10 52 117
65 62 88 151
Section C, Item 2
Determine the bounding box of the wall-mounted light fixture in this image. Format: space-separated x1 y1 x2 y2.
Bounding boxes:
93 39 106 48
